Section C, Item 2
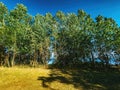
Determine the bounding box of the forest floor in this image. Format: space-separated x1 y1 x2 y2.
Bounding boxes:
0 66 120 90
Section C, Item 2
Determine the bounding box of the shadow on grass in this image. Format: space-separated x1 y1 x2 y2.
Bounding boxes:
38 68 120 90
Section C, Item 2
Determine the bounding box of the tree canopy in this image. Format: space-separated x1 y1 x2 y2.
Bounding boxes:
0 2 120 68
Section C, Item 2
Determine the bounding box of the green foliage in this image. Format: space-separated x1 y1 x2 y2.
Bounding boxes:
0 2 120 67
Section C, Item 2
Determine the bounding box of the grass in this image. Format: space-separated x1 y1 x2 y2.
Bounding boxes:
0 66 120 90
0 66 50 90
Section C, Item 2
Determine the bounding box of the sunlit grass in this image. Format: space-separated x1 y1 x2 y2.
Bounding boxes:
0 66 120 90
0 67 50 90
0 67 79 90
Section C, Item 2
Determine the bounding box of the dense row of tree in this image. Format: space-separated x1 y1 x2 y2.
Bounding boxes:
0 2 120 67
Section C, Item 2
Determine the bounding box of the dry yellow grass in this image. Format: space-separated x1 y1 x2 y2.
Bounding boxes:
0 67 82 90
0 66 120 90
0 67 49 90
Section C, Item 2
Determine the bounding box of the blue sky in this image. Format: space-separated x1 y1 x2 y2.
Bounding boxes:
1 0 120 26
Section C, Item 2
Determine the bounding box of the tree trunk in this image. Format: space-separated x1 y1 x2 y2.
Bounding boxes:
10 52 16 67
4 53 10 67
33 51 38 67
105 54 109 68
91 51 95 67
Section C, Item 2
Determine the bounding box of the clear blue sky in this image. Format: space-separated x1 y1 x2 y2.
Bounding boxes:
1 0 120 26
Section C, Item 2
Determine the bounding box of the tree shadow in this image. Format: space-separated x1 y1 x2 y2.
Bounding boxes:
38 68 120 90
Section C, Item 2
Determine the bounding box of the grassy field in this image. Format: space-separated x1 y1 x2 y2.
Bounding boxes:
0 66 120 90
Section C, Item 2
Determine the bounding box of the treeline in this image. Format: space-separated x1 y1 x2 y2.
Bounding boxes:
0 2 120 68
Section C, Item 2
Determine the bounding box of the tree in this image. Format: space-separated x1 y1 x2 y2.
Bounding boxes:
4 4 30 66
0 2 9 66
1 2 120 68
95 15 119 67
